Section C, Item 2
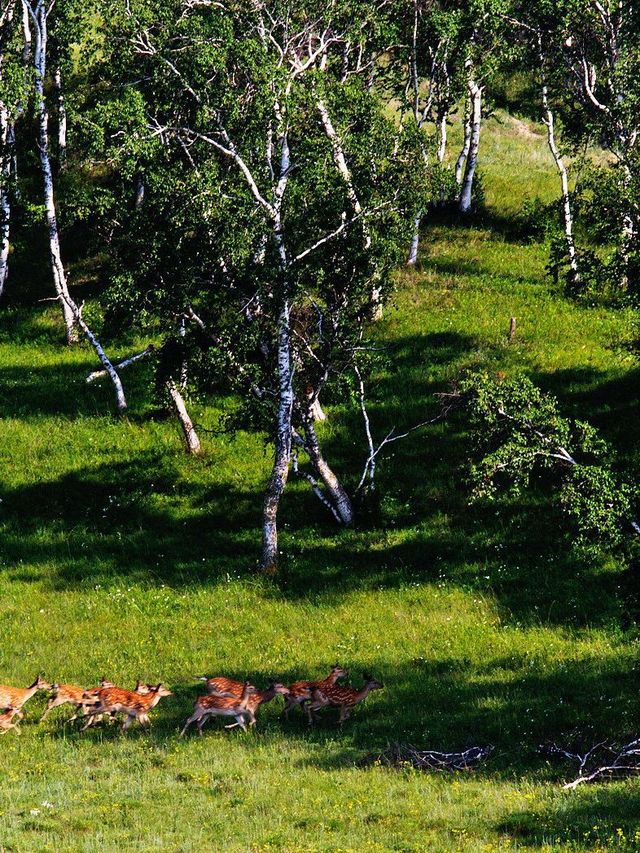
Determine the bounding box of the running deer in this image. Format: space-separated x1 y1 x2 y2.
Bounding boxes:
40 680 146 723
307 673 384 724
282 664 348 720
202 675 289 717
180 681 258 736
0 708 22 735
81 683 171 732
0 676 52 719
214 680 289 729
120 684 173 732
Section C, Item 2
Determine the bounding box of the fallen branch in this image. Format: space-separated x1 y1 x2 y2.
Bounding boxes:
362 743 493 772
542 739 640 788
86 344 155 383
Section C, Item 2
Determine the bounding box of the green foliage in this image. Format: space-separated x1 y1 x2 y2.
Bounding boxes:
459 371 637 550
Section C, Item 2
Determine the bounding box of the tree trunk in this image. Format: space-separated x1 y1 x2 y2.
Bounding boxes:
166 379 202 455
54 65 66 169
455 94 472 188
310 397 326 422
458 79 482 215
260 132 294 574
260 294 293 573
437 109 448 164
302 415 353 525
317 99 382 317
407 211 421 266
539 40 580 287
0 108 10 298
28 0 78 343
60 293 128 412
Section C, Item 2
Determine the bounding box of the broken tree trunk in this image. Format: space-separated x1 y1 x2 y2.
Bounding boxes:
166 378 202 455
301 414 353 525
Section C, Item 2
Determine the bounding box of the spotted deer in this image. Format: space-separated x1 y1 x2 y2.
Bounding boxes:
40 680 148 723
0 708 22 735
215 680 289 729
203 674 288 713
282 664 348 720
120 684 173 732
180 681 258 736
0 676 52 719
307 673 384 724
81 683 171 732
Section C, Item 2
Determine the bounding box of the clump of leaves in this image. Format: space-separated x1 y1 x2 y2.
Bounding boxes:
456 371 637 550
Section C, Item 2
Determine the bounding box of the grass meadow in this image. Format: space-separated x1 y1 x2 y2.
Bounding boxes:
1 112 640 851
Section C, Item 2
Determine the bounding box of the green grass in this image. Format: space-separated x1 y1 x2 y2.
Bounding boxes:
0 112 639 851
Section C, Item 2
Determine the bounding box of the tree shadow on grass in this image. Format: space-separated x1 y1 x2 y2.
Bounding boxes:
496 787 640 848
1 326 637 633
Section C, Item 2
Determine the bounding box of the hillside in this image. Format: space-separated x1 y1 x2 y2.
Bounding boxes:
0 113 639 851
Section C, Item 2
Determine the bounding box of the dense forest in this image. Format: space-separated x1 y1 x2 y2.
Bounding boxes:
1 1 640 850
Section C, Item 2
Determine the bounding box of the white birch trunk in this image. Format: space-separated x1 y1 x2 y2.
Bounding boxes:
316 99 382 317
0 3 14 298
54 65 66 169
260 134 294 573
407 211 421 266
0 109 10 298
539 41 579 286
310 397 326 422
455 94 472 188
458 78 482 215
166 379 202 455
437 110 448 163
302 415 353 525
620 164 635 289
25 0 77 343
260 291 293 572
60 293 128 412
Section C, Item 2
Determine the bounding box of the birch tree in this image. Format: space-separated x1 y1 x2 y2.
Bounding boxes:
557 0 640 293
22 0 78 342
88 0 420 571
400 1 465 263
0 0 21 299
455 0 512 215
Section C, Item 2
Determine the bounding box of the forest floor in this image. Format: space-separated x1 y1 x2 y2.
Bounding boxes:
1 112 639 852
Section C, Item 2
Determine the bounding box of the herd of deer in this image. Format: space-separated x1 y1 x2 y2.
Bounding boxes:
0 666 384 736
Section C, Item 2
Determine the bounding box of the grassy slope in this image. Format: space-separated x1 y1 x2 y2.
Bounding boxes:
0 113 639 852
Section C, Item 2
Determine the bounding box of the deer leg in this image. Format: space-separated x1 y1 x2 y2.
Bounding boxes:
81 707 105 731
121 712 137 733
180 713 198 737
40 696 64 722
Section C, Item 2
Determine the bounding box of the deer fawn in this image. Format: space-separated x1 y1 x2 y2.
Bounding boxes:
0 708 22 735
82 683 171 732
40 679 116 723
0 676 52 720
180 681 258 736
203 675 289 718
120 684 173 732
282 664 348 720
307 673 384 724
